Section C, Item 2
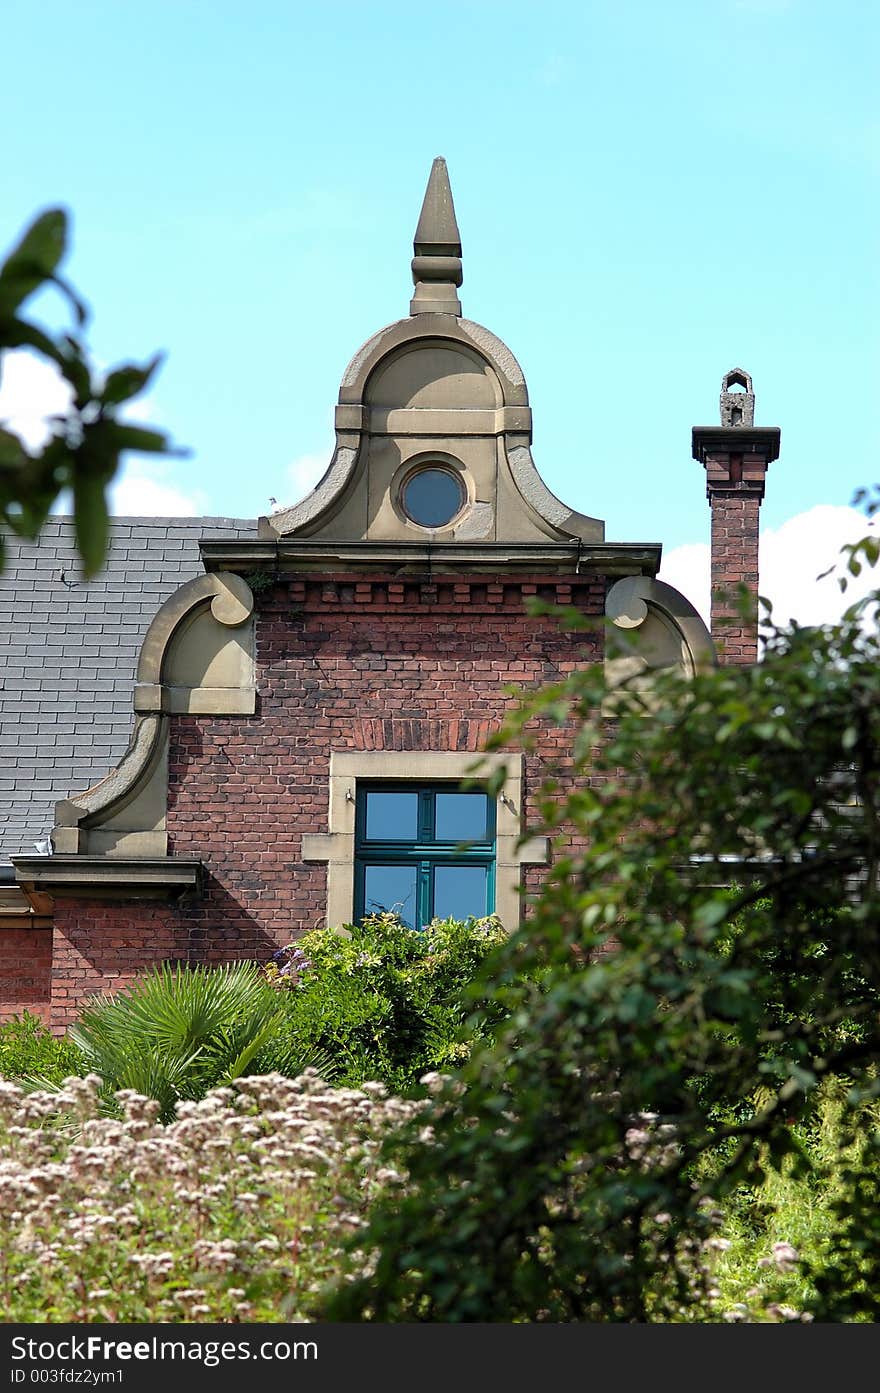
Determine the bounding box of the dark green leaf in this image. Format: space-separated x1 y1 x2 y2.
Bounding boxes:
72 466 109 578
59 340 93 408
0 428 26 467
101 353 163 406
0 316 68 369
48 271 88 327
104 423 172 454
0 208 67 315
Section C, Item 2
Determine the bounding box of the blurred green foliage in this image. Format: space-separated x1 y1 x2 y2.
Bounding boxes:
0 208 178 574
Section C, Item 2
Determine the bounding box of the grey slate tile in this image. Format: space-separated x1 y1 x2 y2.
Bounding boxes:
0 515 258 859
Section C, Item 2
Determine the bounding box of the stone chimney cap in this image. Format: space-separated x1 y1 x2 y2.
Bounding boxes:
720 367 755 427
722 367 753 394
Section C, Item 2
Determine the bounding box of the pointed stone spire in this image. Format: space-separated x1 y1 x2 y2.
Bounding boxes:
410 157 463 316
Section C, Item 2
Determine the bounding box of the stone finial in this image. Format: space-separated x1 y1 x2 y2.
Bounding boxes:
410 157 463 317
719 368 755 427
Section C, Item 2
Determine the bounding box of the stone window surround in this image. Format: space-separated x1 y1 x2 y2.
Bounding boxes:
301 750 549 931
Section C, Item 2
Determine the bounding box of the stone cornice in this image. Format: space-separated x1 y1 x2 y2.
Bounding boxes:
12 856 202 901
691 426 781 464
200 539 663 578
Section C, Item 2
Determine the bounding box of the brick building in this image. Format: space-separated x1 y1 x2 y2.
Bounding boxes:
0 160 779 1030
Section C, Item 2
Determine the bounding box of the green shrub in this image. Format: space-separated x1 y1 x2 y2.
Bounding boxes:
31 915 512 1119
689 1080 880 1320
0 1011 84 1085
67 962 330 1122
259 912 512 1094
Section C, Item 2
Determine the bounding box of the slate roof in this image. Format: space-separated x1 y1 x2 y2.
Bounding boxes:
0 517 258 864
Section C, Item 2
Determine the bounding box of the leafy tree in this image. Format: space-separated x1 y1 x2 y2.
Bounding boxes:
326 532 880 1322
0 208 177 574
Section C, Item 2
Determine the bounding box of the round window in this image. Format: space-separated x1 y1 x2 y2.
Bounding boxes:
401 467 465 527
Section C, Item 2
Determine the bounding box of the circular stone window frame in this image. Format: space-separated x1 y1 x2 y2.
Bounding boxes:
392 453 472 533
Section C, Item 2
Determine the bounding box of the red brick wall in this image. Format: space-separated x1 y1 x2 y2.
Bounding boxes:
165 572 603 931
0 927 53 1026
48 901 191 1032
709 494 762 664
37 571 606 1030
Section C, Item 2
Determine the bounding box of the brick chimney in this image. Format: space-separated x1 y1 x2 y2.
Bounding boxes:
692 369 780 664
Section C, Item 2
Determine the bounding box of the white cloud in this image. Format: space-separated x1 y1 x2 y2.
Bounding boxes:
659 505 880 634
287 451 329 499
760 505 878 627
266 406 337 515
50 461 204 517
657 543 712 629
0 349 73 449
266 446 332 515
108 461 205 516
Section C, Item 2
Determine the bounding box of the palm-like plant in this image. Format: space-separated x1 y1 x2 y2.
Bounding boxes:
68 962 334 1121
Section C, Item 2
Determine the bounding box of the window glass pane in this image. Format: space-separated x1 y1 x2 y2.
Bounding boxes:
364 791 419 841
433 865 488 922
435 792 489 842
363 864 418 928
402 469 464 527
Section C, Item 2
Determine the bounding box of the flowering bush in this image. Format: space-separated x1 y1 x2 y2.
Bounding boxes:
0 1069 420 1323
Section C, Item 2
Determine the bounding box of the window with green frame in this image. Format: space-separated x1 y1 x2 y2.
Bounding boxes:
354 785 496 930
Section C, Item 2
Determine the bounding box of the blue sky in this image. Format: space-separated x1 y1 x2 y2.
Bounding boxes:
1 0 877 624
